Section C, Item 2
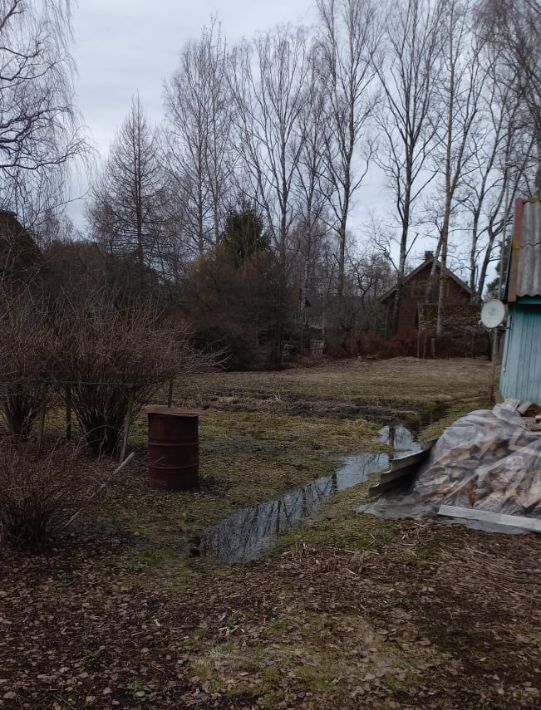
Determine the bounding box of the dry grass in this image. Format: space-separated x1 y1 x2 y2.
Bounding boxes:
180 357 492 419
4 356 534 710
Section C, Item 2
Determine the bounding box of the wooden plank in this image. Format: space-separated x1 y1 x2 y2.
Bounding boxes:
502 398 521 411
517 401 533 415
380 453 429 483
438 505 541 533
379 468 413 485
369 445 434 498
507 198 523 303
388 450 429 473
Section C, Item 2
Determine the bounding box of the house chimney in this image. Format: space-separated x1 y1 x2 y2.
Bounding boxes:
424 250 434 262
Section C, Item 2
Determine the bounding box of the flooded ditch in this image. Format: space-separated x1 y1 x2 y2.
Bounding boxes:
191 423 422 563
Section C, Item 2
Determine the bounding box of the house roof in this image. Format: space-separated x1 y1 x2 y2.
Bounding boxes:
507 198 541 301
379 255 473 304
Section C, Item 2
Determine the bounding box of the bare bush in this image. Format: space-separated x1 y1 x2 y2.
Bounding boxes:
0 288 52 438
2 385 44 439
51 293 215 455
0 441 83 551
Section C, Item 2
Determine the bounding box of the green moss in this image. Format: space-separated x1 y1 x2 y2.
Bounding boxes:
419 397 491 443
96 408 387 561
261 666 280 684
280 480 397 553
294 664 336 693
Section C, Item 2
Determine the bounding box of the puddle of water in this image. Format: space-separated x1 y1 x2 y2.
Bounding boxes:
194 424 420 563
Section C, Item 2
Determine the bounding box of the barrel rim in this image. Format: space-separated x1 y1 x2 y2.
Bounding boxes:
149 464 199 472
146 406 200 417
149 440 198 446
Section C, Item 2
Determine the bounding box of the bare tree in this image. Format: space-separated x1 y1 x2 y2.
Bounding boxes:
294 44 330 324
228 27 309 363
164 19 232 256
229 27 308 270
432 0 487 335
463 46 535 297
347 245 393 305
51 292 214 455
375 0 442 333
0 1 84 207
88 97 164 271
316 0 381 303
474 136 535 297
478 0 541 192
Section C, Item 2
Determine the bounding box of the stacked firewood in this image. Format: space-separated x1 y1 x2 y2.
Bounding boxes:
412 401 541 517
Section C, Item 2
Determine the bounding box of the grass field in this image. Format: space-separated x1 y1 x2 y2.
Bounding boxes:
1 357 540 709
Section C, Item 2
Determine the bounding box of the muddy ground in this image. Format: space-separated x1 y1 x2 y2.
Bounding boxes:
1 357 540 709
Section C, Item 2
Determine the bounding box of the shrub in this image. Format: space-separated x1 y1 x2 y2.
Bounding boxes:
0 442 83 551
0 289 51 438
2 385 43 439
380 334 417 358
181 237 292 372
51 293 215 455
193 325 256 372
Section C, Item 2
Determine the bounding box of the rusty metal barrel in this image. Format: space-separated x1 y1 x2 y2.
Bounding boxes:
146 407 199 490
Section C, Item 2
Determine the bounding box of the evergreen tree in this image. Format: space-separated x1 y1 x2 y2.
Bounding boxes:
220 204 269 266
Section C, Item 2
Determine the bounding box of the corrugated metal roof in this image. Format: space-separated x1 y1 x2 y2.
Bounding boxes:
516 199 541 297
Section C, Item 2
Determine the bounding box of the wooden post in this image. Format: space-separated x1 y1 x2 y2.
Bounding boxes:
65 385 72 441
167 378 175 408
64 452 135 530
119 388 134 463
488 328 498 402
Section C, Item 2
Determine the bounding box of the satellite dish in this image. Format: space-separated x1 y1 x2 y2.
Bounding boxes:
481 299 506 329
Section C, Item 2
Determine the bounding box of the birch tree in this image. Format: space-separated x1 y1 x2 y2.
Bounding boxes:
164 19 232 255
229 27 308 270
316 0 381 302
479 0 541 192
294 44 330 323
464 48 534 297
432 0 487 335
375 0 442 333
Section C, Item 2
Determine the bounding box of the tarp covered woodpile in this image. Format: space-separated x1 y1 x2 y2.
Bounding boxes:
412 404 541 517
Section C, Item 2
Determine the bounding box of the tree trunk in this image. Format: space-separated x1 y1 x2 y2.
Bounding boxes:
536 129 541 195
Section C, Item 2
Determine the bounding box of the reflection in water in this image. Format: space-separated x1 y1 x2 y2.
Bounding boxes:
378 424 420 454
197 425 420 563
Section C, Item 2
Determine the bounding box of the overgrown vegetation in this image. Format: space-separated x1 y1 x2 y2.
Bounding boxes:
0 259 215 454
0 442 84 551
0 288 50 438
0 359 538 709
182 205 291 369
50 295 214 454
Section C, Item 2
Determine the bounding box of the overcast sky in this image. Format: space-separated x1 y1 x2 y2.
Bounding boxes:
73 0 316 156
69 0 436 266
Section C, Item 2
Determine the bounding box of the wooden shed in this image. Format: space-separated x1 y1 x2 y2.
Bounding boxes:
500 197 541 402
379 251 473 339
